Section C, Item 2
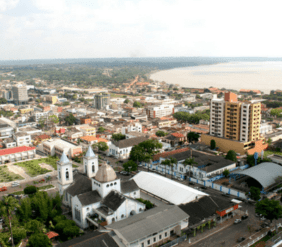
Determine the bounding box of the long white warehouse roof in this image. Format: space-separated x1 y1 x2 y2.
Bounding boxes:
132 171 207 205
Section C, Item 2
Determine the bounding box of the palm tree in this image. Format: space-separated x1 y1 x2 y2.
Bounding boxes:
183 157 198 179
0 196 20 247
161 157 177 179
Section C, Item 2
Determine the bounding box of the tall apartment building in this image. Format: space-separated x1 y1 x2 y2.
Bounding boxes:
210 92 261 143
146 105 174 119
12 85 28 105
93 93 110 109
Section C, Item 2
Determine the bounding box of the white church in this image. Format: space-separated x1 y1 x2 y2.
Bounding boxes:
57 146 146 229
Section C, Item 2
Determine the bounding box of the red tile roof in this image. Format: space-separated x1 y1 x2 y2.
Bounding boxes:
171 133 185 138
46 231 59 239
35 134 51 140
153 148 189 161
0 146 35 156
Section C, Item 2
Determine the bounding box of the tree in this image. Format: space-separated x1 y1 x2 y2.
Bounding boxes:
112 133 126 141
13 228 26 245
210 139 216 150
24 185 38 195
223 169 230 177
0 98 7 104
161 157 177 178
96 142 109 152
156 130 168 137
226 150 237 162
267 138 272 145
129 139 163 167
249 186 261 201
187 132 200 143
25 220 45 234
65 113 76 126
0 196 20 247
183 157 198 178
255 199 282 223
38 117 45 129
27 233 52 247
123 160 137 172
270 109 282 118
48 115 59 125
97 127 105 133
124 99 129 104
133 101 142 108
63 226 80 240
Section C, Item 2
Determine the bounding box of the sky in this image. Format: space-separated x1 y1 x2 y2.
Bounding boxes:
0 0 282 60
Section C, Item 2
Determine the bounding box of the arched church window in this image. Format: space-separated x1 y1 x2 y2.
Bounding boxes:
106 184 109 187
59 171 61 179
92 162 94 164
110 183 113 186
121 214 124 218
114 182 117 185
66 171 69 180
92 165 95 172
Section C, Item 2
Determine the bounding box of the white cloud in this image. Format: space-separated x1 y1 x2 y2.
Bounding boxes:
0 0 19 12
1 0 282 59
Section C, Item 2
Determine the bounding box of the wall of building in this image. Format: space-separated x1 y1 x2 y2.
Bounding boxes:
201 134 246 154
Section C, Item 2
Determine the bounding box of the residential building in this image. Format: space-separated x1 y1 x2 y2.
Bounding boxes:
108 136 148 159
19 108 33 114
42 139 82 157
0 124 14 139
105 205 189 247
203 92 265 155
77 125 96 137
80 136 110 145
121 122 142 134
58 148 145 229
0 146 36 164
32 111 50 122
12 85 28 105
80 117 92 125
146 105 174 119
93 93 110 109
13 132 31 146
45 95 58 104
260 122 273 135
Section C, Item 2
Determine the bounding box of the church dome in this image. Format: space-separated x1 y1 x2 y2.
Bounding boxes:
95 161 117 183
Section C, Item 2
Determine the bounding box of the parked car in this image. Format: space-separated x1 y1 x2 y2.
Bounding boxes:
260 216 266 221
237 237 245 243
221 193 229 197
138 164 143 167
11 183 20 187
189 182 195 185
201 186 208 190
234 219 242 224
177 177 184 181
255 213 262 217
241 215 249 220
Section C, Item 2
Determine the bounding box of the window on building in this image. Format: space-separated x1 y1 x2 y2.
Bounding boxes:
59 171 61 179
66 171 69 180
75 208 81 222
159 235 162 240
92 165 95 172
165 232 167 237
141 243 144 247
147 240 150 245
154 237 156 242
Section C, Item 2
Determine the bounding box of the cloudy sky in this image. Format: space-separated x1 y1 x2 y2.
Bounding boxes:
0 0 281 60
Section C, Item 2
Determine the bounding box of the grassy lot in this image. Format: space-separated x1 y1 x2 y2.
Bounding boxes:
110 93 128 98
36 156 59 170
12 184 55 195
264 150 282 158
14 160 52 177
0 165 24 182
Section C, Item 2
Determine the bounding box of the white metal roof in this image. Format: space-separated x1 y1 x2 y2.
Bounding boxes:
132 171 207 205
235 162 282 188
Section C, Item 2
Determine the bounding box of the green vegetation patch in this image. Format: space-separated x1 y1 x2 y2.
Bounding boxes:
264 150 282 158
12 185 54 195
14 160 52 177
0 166 24 182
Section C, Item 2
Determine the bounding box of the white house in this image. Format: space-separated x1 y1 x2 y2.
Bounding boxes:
121 122 142 135
13 132 31 147
108 136 148 159
57 146 146 229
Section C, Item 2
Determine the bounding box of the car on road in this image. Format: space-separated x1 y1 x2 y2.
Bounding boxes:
201 186 208 190
256 213 263 217
234 219 242 224
260 216 266 221
241 215 249 220
237 237 245 243
11 182 20 187
221 193 229 197
189 182 195 185
177 177 184 181
138 164 143 167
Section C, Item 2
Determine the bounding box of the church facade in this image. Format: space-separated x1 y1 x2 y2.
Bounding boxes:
57 146 146 229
